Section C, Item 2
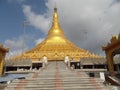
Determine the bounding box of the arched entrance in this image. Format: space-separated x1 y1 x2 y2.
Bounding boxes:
102 34 120 76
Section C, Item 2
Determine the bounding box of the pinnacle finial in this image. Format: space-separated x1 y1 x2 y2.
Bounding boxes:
54 7 57 12
47 5 64 37
54 0 57 12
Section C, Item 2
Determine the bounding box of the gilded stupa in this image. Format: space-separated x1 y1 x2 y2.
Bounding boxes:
21 7 93 61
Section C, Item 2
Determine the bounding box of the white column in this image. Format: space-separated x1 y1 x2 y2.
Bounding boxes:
100 72 105 81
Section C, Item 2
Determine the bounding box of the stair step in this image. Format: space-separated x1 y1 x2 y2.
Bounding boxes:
4 61 109 90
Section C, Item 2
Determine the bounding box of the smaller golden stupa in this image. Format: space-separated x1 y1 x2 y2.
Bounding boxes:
16 7 95 61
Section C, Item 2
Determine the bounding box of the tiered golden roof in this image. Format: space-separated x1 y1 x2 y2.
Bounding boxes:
21 7 93 61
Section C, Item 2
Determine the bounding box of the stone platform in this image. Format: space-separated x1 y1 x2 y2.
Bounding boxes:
4 61 110 90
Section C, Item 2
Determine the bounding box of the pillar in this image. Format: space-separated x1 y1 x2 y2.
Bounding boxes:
100 72 105 81
0 45 8 76
106 52 115 76
0 53 5 76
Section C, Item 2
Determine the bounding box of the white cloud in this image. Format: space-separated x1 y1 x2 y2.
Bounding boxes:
4 36 27 58
4 35 29 52
46 0 120 55
35 38 44 45
5 37 23 50
22 0 120 55
22 5 50 33
5 50 23 60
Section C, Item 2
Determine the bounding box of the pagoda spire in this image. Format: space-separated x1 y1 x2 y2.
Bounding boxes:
17 6 92 61
52 6 60 28
48 6 64 37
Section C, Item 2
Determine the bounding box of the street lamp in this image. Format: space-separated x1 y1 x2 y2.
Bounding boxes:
22 19 28 57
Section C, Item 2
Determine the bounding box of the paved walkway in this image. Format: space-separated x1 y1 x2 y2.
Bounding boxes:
5 61 109 90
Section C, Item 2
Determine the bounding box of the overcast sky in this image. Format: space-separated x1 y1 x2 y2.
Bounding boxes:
0 0 120 58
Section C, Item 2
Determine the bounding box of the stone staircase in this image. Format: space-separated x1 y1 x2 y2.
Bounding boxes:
4 61 110 90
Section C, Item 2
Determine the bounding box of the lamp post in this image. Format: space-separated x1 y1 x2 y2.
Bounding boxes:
22 19 28 58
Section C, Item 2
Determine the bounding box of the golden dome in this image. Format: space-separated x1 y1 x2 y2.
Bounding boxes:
21 7 91 61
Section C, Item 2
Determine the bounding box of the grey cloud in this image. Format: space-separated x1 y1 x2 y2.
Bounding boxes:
47 0 120 55
22 0 120 56
4 36 26 51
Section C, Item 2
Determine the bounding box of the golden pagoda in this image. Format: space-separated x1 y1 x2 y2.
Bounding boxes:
21 7 92 61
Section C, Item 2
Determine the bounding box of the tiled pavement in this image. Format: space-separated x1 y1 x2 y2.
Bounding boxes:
4 61 110 90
